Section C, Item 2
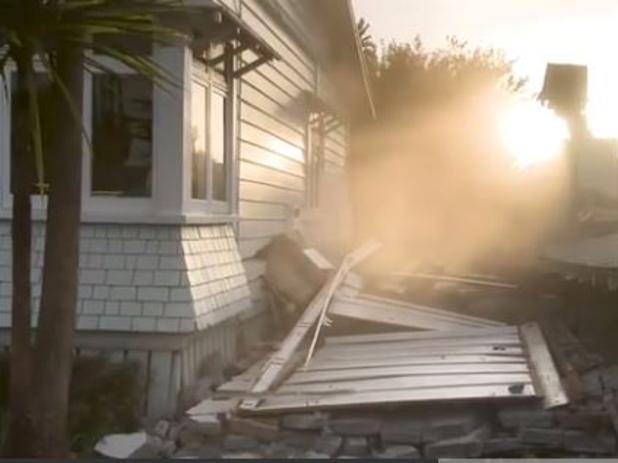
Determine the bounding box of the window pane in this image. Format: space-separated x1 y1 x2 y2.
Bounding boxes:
92 74 152 197
211 91 227 201
10 72 54 195
191 82 207 199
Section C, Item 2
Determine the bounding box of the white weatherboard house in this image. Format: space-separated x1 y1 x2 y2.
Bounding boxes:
0 0 373 416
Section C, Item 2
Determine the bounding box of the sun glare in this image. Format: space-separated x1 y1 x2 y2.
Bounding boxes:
499 100 569 168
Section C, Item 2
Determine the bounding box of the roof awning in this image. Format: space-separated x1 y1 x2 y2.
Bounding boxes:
177 2 280 78
302 91 344 134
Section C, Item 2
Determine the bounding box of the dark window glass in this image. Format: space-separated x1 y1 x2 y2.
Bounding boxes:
92 74 153 197
211 91 227 201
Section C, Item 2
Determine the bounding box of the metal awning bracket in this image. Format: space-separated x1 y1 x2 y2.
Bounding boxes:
232 55 270 79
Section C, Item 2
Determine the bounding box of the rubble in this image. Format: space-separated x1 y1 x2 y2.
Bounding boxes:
94 432 163 459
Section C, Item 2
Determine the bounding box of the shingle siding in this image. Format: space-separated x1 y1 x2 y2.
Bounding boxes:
0 222 251 333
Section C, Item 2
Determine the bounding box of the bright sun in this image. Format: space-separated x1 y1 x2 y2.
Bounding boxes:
499 99 569 168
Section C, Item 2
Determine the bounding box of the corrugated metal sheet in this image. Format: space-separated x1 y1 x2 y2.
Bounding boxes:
241 323 567 414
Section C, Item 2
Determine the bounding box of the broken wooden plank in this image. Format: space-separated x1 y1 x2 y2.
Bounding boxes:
251 384 536 413
520 322 569 409
278 372 533 395
384 271 518 289
325 325 518 346
288 363 531 385
304 241 383 367
243 241 383 397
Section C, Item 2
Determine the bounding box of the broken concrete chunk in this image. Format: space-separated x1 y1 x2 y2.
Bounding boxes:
380 418 423 445
555 408 611 431
222 434 261 453
185 414 222 436
377 445 420 459
498 404 554 429
483 436 526 455
279 431 319 450
581 370 604 398
95 431 162 459
424 410 485 442
186 398 239 416
228 417 279 442
340 436 370 457
153 419 172 439
519 427 563 448
563 430 616 454
329 417 381 437
280 413 327 432
314 434 343 457
424 426 489 458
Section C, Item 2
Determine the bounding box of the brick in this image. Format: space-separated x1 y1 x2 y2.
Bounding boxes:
424 426 489 458
164 303 191 318
340 437 369 457
425 410 485 442
77 316 98 330
222 434 260 453
132 317 156 332
124 240 146 253
154 271 181 286
281 413 327 432
80 269 106 285
483 437 526 455
228 417 278 442
133 271 155 286
380 418 423 445
99 316 132 331
156 318 180 332
519 427 563 448
102 255 125 269
121 302 142 316
563 430 616 454
136 255 158 270
143 302 164 316
92 286 110 300
82 300 105 315
110 286 137 301
377 445 420 459
498 404 554 429
138 287 169 302
107 270 134 286
105 302 120 315
313 435 342 457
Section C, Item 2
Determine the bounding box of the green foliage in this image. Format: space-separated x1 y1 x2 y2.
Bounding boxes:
0 354 141 456
356 19 527 122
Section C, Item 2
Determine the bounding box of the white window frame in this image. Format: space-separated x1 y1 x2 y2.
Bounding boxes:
82 54 157 218
185 58 232 215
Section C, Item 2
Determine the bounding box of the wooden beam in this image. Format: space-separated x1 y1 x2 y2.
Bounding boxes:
233 56 271 78
520 322 569 409
239 240 382 406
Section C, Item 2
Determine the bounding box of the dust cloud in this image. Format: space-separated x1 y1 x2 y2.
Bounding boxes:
350 88 570 275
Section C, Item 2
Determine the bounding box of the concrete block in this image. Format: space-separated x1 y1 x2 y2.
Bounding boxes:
132 317 156 332
313 434 343 457
563 430 616 454
138 287 169 302
280 413 327 432
340 436 370 457
377 445 420 459
581 370 604 398
222 434 261 453
110 286 137 301
228 417 279 442
555 408 611 431
424 410 485 442
107 270 134 286
424 426 490 458
498 404 554 429
330 417 381 436
519 427 563 448
380 418 423 445
483 436 527 455
279 431 319 450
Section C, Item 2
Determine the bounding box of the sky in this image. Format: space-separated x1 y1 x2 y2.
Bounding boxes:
352 0 618 137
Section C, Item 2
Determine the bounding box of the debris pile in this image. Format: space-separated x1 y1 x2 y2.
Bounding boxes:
94 235 618 458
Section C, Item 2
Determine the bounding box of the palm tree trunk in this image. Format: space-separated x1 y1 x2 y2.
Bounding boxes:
31 46 84 458
4 62 35 458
